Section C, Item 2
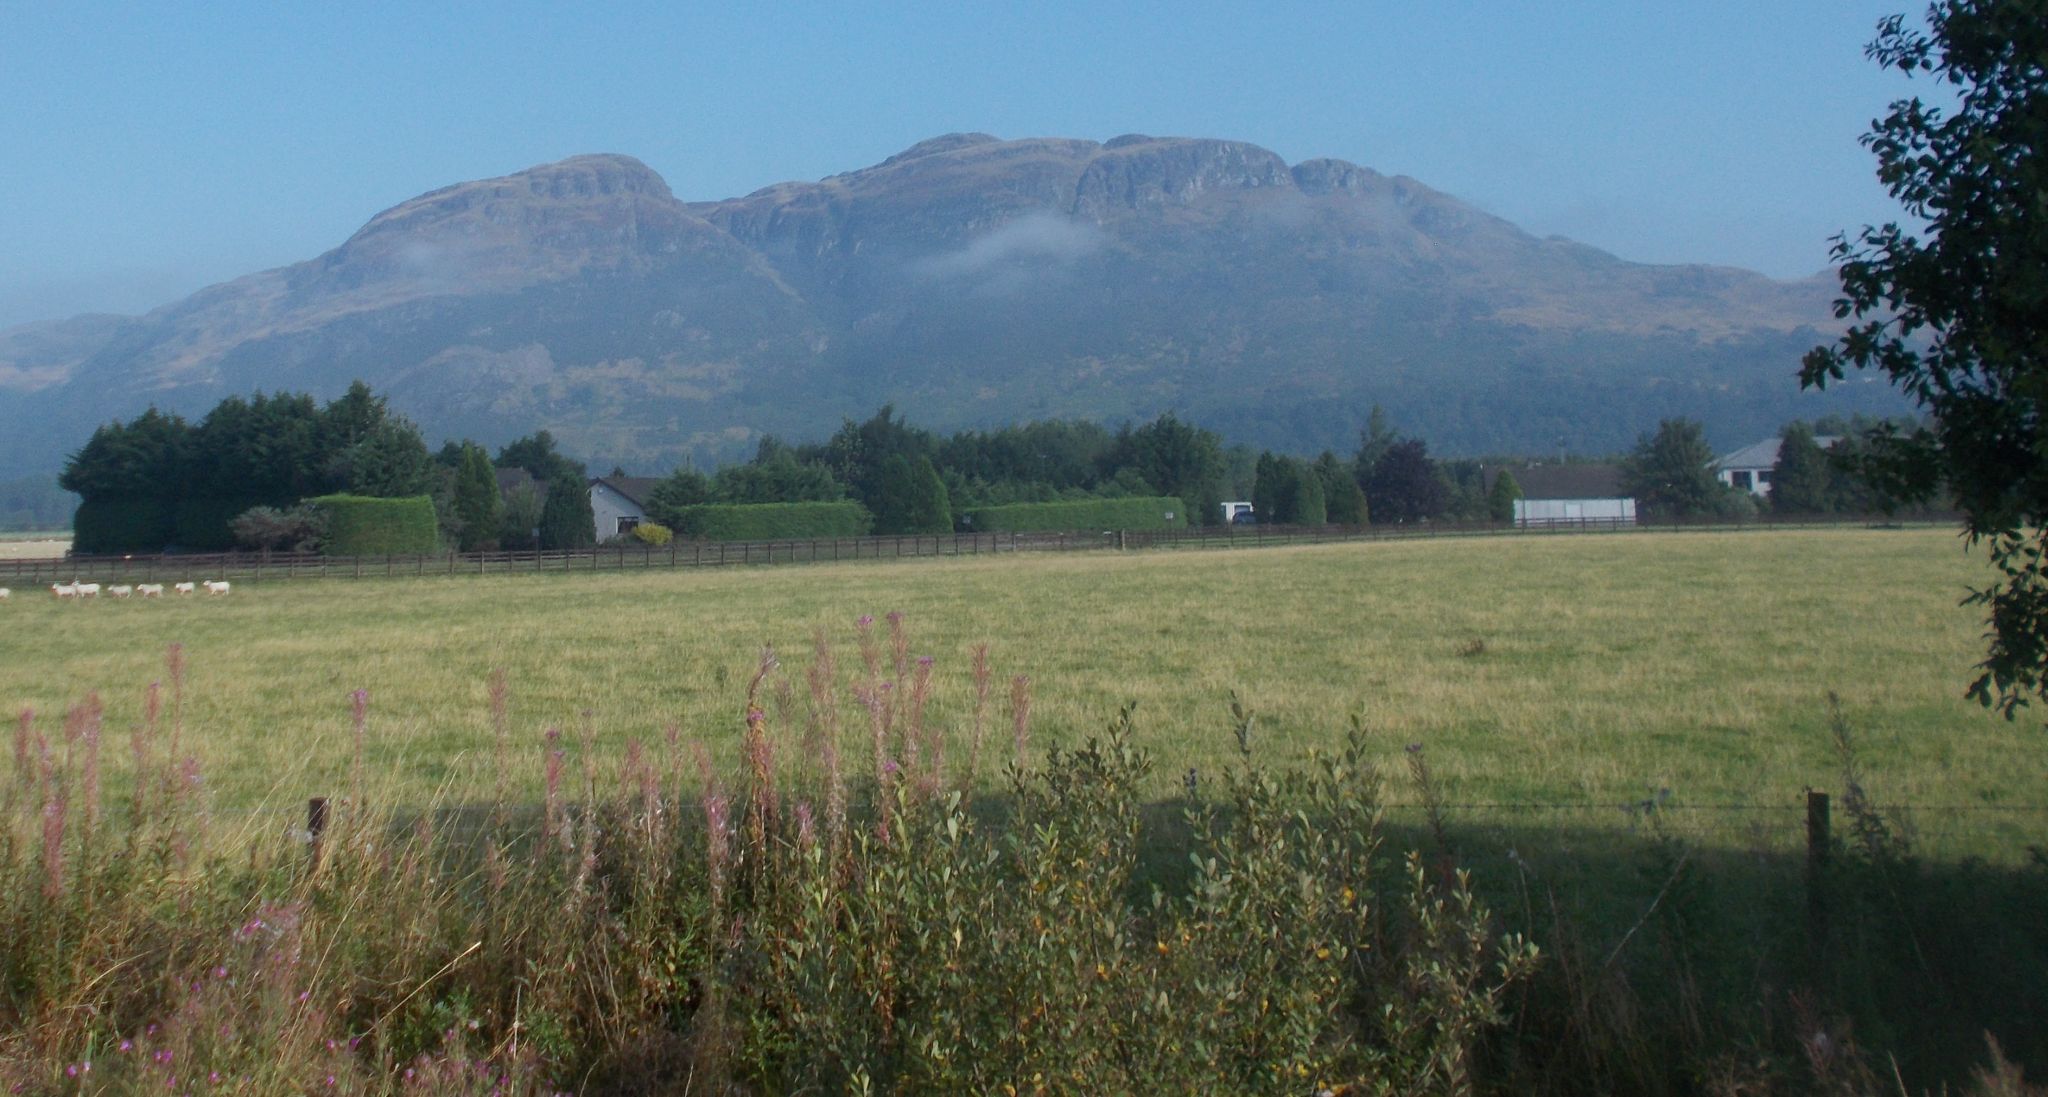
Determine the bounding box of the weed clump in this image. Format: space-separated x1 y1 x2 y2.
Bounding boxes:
0 625 1544 1094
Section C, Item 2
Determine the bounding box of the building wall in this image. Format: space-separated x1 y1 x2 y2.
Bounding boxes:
1717 467 1774 497
589 482 646 541
1515 497 1637 527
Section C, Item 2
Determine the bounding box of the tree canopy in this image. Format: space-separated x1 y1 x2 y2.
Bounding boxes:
1621 419 1721 519
1363 439 1445 525
1800 2 2047 714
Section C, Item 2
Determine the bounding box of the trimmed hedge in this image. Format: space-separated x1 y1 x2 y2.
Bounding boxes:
666 501 872 541
307 494 440 555
72 495 175 555
961 496 1188 533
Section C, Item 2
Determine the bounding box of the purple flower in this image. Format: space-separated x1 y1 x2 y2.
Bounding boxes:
856 614 874 629
917 655 935 668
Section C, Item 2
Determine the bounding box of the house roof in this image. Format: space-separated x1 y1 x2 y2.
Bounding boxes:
1488 463 1626 501
591 476 663 508
1714 436 1841 472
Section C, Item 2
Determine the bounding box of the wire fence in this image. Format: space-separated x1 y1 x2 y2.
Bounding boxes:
0 513 1959 586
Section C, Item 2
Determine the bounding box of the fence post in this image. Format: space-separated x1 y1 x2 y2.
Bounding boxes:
307 796 329 870
1805 789 1831 965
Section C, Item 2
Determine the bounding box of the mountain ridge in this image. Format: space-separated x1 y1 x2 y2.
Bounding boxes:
0 133 1890 476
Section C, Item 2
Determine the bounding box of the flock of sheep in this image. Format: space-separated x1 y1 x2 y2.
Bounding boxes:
24 579 233 601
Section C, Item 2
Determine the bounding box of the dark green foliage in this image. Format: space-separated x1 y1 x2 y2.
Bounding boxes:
329 418 436 498
452 444 502 552
1326 475 1367 526
961 496 1188 532
498 480 544 551
937 419 1115 491
663 501 872 540
70 496 175 555
1353 404 1398 487
60 408 190 500
1771 423 1833 515
1621 419 1722 518
494 431 586 486
536 475 595 550
306 494 439 555
908 457 952 534
174 497 270 550
1286 462 1327 525
1250 453 1284 524
871 456 951 534
711 453 845 504
57 384 435 551
1798 2 2048 713
1365 439 1446 524
186 392 328 502
1105 413 1227 526
1488 469 1522 523
810 406 938 514
1312 452 1366 525
643 467 713 529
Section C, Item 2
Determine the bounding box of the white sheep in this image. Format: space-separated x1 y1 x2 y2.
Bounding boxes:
0 587 11 601
50 582 77 599
136 583 164 598
203 580 231 596
74 582 100 598
109 585 134 598
173 582 196 595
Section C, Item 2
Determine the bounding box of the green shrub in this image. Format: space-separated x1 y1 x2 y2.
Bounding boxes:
306 493 439 555
961 496 1188 532
666 501 872 541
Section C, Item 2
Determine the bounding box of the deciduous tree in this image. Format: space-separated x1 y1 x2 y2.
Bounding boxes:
1800 2 2047 713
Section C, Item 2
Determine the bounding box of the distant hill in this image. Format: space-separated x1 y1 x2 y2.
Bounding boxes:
0 134 1902 476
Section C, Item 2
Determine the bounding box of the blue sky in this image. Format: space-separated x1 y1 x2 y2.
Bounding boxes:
0 1 1921 329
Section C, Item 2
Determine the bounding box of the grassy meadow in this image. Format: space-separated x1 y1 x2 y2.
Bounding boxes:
2 525 2037 859
7 523 2048 1093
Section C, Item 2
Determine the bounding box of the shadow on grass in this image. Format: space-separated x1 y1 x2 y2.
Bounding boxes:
370 788 2048 1097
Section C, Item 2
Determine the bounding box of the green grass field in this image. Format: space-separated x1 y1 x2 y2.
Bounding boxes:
3 526 2039 859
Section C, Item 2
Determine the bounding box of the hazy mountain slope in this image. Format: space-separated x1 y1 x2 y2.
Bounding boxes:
0 135 1898 476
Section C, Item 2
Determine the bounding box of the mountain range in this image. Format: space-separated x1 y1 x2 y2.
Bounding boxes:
0 133 1903 477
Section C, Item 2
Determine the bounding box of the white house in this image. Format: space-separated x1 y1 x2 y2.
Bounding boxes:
1491 464 1636 528
1714 436 1839 498
589 476 662 540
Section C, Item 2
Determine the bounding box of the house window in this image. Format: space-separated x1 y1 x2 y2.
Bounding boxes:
617 517 640 535
1756 470 1773 485
1731 470 1753 490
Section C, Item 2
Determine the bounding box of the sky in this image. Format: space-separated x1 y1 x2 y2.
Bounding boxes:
0 1 1925 331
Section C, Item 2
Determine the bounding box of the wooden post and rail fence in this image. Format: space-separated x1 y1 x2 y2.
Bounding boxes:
0 513 1954 587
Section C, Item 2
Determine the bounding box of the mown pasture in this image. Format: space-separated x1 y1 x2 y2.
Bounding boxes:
1 525 2035 861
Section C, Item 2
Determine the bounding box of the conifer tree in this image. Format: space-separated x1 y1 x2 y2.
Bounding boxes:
453 443 502 551
537 474 595 550
1487 469 1522 524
